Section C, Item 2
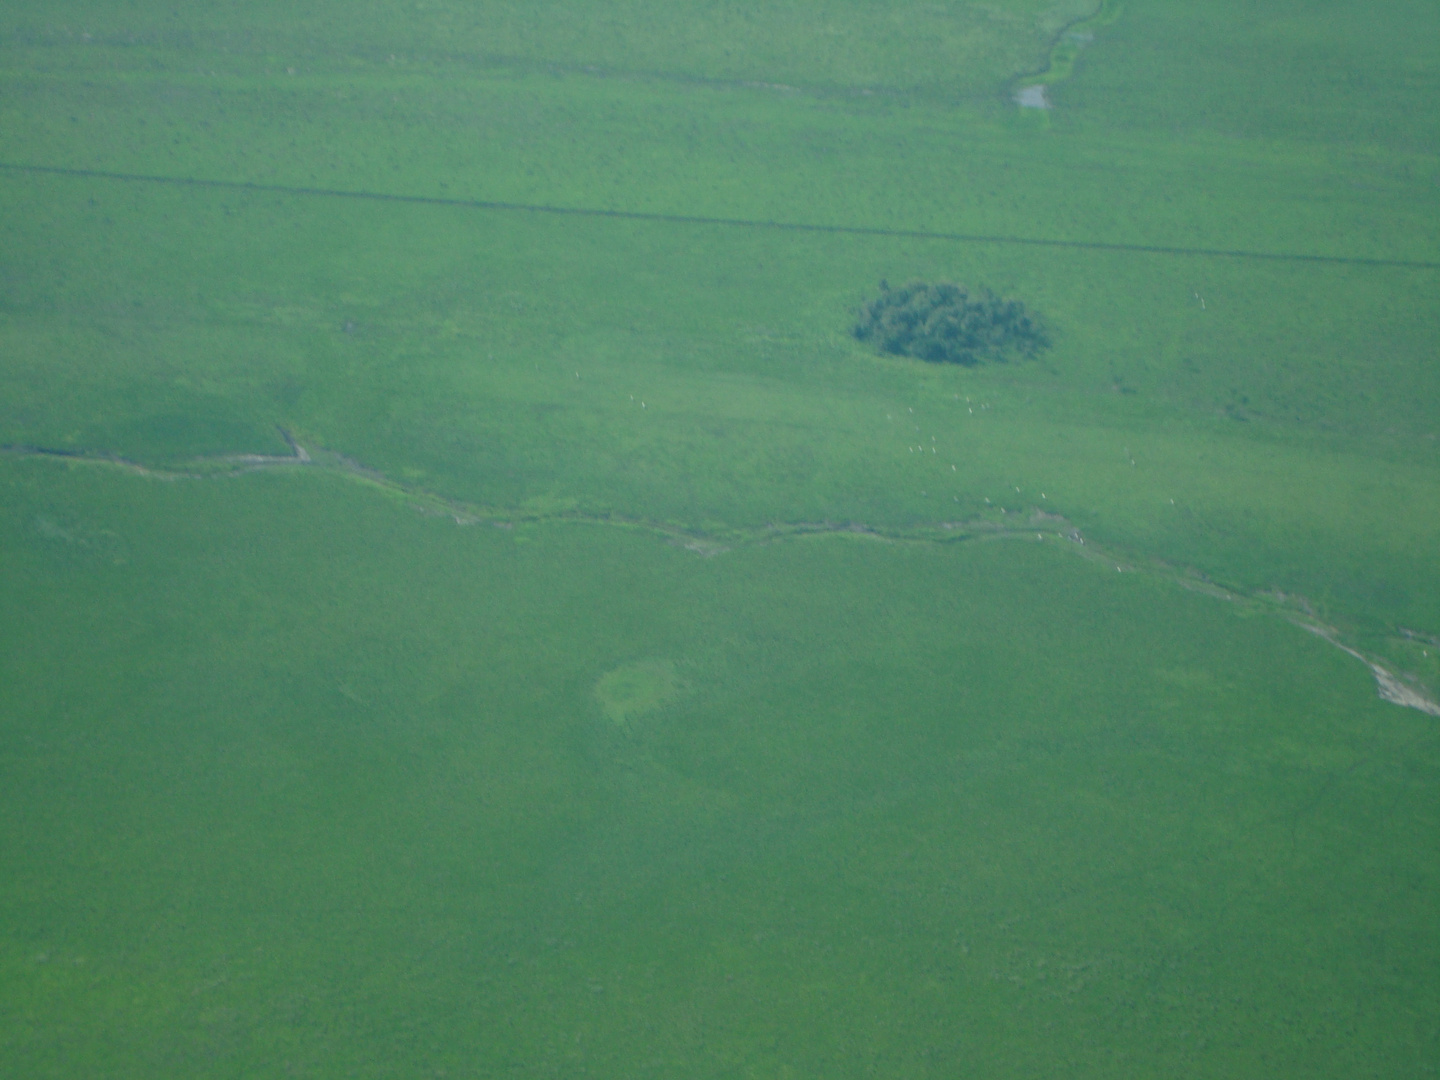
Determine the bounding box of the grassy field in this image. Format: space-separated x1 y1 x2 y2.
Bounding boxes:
4 459 1437 1077
2 0 1438 1075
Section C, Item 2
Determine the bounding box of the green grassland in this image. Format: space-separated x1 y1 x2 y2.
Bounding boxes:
1 0 1438 1075
4 460 1437 1077
2 175 1435 645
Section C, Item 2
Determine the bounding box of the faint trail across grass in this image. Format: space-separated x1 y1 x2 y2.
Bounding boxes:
3 161 1435 271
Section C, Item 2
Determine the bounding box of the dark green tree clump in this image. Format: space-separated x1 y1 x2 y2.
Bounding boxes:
853 280 1049 365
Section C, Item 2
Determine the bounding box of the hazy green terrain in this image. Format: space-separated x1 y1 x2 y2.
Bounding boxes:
2 0 1437 1075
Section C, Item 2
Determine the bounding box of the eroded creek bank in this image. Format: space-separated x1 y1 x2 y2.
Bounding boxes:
6 431 1436 717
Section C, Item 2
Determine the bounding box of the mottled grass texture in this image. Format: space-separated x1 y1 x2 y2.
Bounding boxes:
3 460 1437 1077
1 0 1438 1075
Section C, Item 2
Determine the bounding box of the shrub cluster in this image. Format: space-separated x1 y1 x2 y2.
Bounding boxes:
853 280 1049 365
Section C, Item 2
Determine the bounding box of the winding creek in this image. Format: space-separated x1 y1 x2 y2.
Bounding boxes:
1013 0 1124 109
6 431 1436 718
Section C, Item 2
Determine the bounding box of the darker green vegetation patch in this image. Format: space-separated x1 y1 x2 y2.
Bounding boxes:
854 280 1049 366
